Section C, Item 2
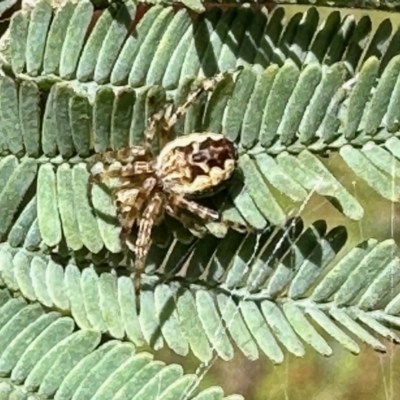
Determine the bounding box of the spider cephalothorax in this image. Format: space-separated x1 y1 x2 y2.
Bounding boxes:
89 73 242 292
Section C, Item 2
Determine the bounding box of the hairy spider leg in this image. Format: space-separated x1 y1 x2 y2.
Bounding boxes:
176 197 220 221
132 192 165 294
119 161 154 177
89 147 151 185
144 105 169 149
114 186 140 241
117 176 158 241
144 100 185 155
165 204 208 238
90 162 154 194
91 146 149 166
164 71 233 131
176 197 250 235
143 70 233 152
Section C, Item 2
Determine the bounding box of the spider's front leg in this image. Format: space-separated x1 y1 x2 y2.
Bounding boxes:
103 146 148 163
89 158 154 187
164 70 237 132
144 101 177 154
144 70 237 151
88 145 150 183
90 146 148 168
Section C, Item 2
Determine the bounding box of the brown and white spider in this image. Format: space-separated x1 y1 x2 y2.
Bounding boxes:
89 73 243 292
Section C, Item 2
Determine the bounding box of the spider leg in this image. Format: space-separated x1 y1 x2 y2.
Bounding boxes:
114 187 140 240
175 197 220 221
91 146 148 166
89 146 150 183
165 204 207 237
132 192 165 294
144 102 176 153
89 160 153 186
115 177 157 236
165 71 233 131
145 106 167 145
176 197 250 234
143 70 235 151
120 161 153 177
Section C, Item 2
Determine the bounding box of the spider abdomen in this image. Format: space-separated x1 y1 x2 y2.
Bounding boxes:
156 132 237 197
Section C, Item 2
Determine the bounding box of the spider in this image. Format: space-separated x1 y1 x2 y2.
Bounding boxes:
89 73 244 293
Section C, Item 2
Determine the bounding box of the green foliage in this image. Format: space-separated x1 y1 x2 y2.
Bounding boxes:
0 289 222 399
0 0 400 398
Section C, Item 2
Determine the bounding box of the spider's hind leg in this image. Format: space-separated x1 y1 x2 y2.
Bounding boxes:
177 197 220 221
130 193 165 298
